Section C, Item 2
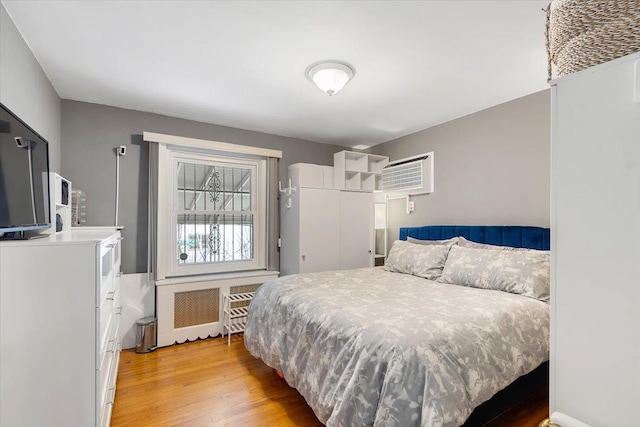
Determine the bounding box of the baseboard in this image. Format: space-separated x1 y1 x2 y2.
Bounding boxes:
550 412 592 427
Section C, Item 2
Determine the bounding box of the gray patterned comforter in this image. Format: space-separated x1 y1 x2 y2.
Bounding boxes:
244 268 549 427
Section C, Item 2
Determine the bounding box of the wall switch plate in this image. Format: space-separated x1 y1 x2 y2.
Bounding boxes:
408 200 415 212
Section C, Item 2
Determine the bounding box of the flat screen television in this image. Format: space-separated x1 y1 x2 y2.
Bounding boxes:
0 102 50 237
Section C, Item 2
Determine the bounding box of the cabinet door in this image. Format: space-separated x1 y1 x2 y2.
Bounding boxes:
298 188 340 273
339 191 373 270
279 188 300 276
551 55 640 426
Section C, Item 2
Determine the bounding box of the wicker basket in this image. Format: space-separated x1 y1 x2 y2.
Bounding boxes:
546 0 640 81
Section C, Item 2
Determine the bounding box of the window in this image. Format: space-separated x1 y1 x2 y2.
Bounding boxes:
175 159 255 263
166 150 267 276
147 132 280 281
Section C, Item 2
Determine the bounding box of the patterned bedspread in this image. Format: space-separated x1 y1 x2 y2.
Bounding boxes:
244 268 549 427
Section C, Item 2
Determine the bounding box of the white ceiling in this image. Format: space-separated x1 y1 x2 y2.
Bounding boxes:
3 0 550 148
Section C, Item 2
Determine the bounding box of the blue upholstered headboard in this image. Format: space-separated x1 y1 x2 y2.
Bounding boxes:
399 225 550 250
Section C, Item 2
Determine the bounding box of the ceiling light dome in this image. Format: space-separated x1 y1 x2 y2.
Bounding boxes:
306 61 355 96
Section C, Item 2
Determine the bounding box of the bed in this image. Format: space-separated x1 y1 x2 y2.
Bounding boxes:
245 225 550 427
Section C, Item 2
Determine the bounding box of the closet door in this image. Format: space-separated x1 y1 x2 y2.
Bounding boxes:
298 188 340 273
550 53 640 426
339 191 373 270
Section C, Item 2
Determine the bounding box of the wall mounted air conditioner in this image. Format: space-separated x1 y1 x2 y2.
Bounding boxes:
381 152 434 195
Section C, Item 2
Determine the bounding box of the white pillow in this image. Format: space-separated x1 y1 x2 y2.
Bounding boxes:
384 240 451 280
439 245 550 302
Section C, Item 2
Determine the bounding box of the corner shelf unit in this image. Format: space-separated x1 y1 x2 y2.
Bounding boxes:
334 151 389 192
222 291 255 345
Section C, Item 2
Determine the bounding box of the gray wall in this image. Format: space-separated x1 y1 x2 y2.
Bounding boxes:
0 4 61 172
370 90 550 244
61 100 349 274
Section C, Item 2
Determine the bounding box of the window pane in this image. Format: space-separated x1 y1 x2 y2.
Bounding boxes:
176 213 254 265
176 162 252 212
241 171 251 210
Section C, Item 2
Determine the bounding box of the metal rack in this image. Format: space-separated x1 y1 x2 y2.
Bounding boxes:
222 291 255 345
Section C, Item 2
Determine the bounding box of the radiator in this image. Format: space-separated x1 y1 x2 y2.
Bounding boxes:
174 288 220 328
155 271 279 347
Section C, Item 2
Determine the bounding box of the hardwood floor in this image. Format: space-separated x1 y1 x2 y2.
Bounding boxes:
112 336 548 427
112 335 322 427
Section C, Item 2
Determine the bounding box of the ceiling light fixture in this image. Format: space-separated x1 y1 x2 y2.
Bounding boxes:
306 61 355 96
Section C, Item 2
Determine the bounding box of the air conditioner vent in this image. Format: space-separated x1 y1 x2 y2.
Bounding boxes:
381 152 434 195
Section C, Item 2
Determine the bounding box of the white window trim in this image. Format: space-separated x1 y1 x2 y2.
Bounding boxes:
171 151 265 276
154 139 273 280
144 131 282 159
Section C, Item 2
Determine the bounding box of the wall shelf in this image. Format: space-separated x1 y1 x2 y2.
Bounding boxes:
344 151 368 172
368 155 389 174
345 171 361 190
334 151 389 192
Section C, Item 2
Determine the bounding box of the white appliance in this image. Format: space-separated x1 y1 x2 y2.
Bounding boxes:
381 152 434 195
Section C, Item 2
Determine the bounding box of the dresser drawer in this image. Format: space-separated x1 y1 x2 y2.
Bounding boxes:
99 274 114 309
98 236 119 307
98 315 119 406
97 300 115 358
99 308 117 364
98 341 115 410
99 342 120 427
99 323 120 427
113 236 122 279
96 290 122 360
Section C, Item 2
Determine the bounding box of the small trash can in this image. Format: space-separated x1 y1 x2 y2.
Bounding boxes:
135 316 157 353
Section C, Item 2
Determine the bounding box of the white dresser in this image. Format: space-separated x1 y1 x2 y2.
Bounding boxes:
0 228 122 427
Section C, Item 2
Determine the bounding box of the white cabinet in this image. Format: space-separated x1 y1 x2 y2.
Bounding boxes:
550 52 640 427
281 164 374 275
339 191 374 270
288 163 334 189
0 229 122 427
333 151 389 191
281 187 341 275
297 188 341 273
